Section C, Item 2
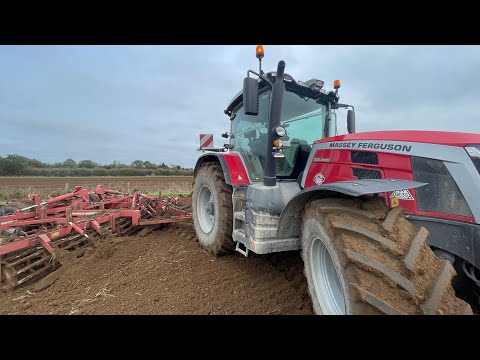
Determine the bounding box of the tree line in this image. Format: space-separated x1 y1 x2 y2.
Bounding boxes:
0 154 193 177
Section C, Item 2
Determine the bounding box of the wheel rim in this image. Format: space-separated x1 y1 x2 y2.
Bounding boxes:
197 185 215 233
310 236 346 315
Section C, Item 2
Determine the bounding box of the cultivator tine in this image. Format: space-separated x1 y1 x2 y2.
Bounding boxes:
140 210 149 218
146 204 156 217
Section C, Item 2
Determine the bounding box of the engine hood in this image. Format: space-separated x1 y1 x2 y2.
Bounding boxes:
315 130 480 147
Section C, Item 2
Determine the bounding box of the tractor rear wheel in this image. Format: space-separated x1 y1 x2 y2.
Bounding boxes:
301 196 473 315
192 161 235 256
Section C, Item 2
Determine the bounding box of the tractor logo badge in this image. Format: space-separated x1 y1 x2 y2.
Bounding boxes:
237 175 243 180
313 173 325 185
390 189 414 200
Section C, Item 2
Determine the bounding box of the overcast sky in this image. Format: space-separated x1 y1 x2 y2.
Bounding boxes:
1 45 479 168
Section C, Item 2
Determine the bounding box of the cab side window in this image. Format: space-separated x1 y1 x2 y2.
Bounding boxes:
231 91 271 181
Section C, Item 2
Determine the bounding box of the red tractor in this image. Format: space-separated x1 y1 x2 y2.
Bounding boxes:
192 46 478 315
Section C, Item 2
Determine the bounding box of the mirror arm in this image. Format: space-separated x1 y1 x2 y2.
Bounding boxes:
247 70 273 89
332 103 354 111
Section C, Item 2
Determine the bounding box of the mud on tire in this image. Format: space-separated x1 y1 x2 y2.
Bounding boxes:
192 161 235 256
301 196 473 315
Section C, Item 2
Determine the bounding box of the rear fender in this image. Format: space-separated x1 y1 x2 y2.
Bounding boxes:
277 179 426 239
194 152 250 186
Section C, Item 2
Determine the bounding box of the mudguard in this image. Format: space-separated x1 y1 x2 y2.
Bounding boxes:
276 179 427 240
194 152 250 186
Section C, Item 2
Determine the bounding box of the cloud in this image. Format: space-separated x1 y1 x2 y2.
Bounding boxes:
1 45 480 167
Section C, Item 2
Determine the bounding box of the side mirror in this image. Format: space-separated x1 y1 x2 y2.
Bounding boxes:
243 77 259 115
347 109 356 134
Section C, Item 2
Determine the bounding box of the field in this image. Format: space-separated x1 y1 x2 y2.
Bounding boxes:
0 225 312 315
0 176 194 200
0 177 313 315
1 177 476 315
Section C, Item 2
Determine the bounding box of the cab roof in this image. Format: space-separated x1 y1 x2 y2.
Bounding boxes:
224 71 338 117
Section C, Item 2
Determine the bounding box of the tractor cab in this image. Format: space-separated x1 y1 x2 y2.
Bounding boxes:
224 71 340 184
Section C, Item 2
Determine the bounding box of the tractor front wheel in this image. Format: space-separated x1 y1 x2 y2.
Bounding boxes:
301 196 473 315
192 162 235 256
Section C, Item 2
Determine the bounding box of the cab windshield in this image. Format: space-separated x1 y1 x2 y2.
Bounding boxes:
231 90 326 181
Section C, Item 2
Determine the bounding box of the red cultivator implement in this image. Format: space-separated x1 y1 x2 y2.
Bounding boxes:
0 185 191 289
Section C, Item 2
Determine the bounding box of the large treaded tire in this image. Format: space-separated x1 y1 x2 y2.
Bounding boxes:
192 161 235 256
301 196 473 315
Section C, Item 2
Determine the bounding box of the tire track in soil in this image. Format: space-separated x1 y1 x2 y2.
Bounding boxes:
0 223 313 315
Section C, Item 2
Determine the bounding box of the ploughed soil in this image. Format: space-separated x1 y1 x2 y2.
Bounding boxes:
0 197 313 315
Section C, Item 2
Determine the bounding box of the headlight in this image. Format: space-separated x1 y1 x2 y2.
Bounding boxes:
274 126 286 138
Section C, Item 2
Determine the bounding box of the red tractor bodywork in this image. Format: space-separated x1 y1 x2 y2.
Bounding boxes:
196 128 480 270
303 130 480 224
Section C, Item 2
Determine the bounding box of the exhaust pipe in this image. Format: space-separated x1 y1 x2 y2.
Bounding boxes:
264 60 285 187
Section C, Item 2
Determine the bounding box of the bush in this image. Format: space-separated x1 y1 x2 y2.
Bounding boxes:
0 154 194 176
